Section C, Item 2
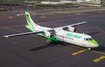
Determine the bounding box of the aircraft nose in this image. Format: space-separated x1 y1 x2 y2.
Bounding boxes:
93 44 99 47
88 40 99 48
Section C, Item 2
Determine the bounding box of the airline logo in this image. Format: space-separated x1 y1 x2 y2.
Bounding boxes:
66 33 82 39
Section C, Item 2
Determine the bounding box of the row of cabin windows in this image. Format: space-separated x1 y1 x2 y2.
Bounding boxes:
56 35 73 40
84 38 93 41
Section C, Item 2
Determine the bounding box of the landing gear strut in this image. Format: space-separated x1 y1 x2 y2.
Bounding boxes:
46 40 51 43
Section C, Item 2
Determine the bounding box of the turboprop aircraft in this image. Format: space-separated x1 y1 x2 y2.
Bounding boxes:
3 12 99 50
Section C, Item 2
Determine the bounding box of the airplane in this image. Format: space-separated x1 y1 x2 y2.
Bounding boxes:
3 12 99 50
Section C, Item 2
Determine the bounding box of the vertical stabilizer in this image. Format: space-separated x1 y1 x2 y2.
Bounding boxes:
25 12 38 32
25 12 38 26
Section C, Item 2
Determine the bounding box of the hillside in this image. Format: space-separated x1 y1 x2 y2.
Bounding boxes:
0 0 48 2
0 0 77 2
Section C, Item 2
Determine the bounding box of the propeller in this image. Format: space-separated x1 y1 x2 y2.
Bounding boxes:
48 26 56 42
50 26 55 38
74 22 79 32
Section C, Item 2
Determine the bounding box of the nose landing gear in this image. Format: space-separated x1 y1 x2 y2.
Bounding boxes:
88 48 92 50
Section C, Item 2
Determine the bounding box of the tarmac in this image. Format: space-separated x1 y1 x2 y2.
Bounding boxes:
0 8 105 67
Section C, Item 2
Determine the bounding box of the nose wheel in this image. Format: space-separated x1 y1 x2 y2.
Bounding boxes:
88 48 92 50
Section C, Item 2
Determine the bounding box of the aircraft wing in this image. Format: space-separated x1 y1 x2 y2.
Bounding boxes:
55 21 87 29
3 31 44 38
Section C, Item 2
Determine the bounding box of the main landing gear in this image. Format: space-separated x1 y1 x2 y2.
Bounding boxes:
46 39 52 43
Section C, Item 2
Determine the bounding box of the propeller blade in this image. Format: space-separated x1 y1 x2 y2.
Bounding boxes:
74 22 77 32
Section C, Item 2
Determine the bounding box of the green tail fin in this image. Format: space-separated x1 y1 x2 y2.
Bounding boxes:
25 12 37 27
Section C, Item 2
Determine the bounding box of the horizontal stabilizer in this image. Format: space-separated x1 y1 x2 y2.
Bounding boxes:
3 31 43 38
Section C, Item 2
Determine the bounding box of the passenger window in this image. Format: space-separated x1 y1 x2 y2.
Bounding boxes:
89 38 93 40
84 38 93 41
84 38 88 41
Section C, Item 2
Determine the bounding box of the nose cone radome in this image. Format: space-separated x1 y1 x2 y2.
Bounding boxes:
88 40 99 47
94 44 99 47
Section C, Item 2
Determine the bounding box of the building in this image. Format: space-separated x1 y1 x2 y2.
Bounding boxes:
101 0 105 4
41 1 65 4
90 0 101 4
24 1 37 4
77 0 90 2
77 0 102 4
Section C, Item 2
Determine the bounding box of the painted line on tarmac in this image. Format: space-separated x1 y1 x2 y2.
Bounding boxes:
8 16 15 18
76 13 82 15
72 49 87 55
37 8 105 15
96 27 105 34
98 11 103 13
8 16 12 18
0 24 26 29
2 27 24 33
0 16 15 19
39 15 105 25
91 50 105 55
63 42 105 62
40 16 47 18
93 56 105 62
61 42 105 55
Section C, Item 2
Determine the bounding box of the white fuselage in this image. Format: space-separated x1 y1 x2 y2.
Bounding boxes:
30 25 98 48
54 30 98 48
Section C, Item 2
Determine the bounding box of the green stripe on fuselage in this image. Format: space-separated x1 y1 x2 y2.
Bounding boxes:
88 40 99 45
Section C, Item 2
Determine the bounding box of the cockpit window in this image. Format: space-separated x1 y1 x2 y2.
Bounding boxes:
89 38 93 40
84 38 93 41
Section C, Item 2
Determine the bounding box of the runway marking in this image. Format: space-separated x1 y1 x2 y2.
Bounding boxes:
2 27 46 39
2 27 105 56
55 9 105 14
96 27 105 34
2 27 24 33
91 50 105 55
76 13 82 15
8 16 12 18
93 56 105 62
40 16 46 18
0 17 6 18
72 49 87 55
37 15 105 26
98 11 103 12
62 42 105 55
